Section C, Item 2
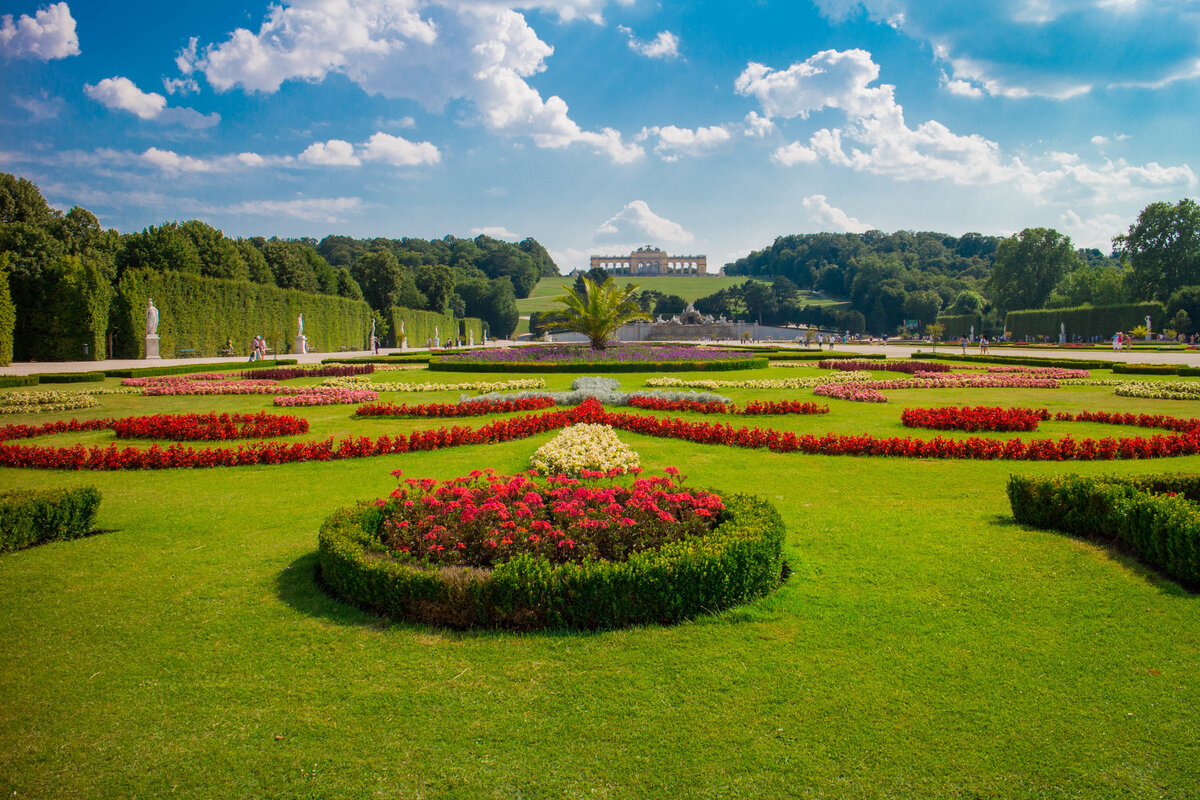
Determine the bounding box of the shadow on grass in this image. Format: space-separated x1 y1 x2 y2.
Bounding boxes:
273 552 786 640
989 513 1197 598
274 552 604 641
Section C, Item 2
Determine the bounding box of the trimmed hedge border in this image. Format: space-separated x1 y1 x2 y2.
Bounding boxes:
318 492 787 630
102 360 298 379
427 356 770 373
1007 473 1200 589
910 352 1115 370
766 351 885 362
1112 363 1200 377
0 487 101 552
0 376 39 388
321 354 432 365
30 372 105 384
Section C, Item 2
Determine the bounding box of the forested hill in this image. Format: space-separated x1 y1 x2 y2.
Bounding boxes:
726 230 1000 292
721 230 1001 334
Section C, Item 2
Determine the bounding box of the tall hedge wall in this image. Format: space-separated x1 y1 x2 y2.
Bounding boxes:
389 307 484 348
1004 302 1165 339
936 313 983 339
0 261 13 366
115 269 373 358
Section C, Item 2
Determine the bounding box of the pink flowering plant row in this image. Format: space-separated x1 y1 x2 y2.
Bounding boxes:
815 373 1065 403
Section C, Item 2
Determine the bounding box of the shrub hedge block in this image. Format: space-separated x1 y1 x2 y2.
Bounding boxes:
0 487 101 552
0 376 38 388
115 269 374 358
389 307 484 349
1007 473 1200 589
318 493 787 630
936 313 984 339
1004 302 1165 339
30 372 105 383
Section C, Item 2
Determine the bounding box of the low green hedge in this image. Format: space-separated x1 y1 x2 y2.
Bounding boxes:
1112 363 1200 376
0 376 38 388
427 357 769 374
318 493 788 630
0 487 102 552
911 352 1116 370
102 359 298 379
765 351 885 362
1007 473 1200 589
30 371 105 383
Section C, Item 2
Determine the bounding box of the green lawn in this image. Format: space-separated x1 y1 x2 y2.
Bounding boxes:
518 275 846 316
1 366 1199 798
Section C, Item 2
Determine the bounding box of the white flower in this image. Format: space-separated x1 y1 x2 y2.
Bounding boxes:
530 424 641 477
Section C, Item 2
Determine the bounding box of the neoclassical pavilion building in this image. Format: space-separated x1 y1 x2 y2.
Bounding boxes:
589 245 709 276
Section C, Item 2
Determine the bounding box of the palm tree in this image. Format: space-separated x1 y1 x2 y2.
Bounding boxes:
544 276 650 350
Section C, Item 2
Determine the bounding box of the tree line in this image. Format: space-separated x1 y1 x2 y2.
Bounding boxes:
0 172 556 359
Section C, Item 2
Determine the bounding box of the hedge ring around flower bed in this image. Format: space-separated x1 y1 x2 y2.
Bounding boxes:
318 489 787 630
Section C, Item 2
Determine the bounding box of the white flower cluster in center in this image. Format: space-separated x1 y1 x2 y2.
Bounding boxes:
530 424 642 477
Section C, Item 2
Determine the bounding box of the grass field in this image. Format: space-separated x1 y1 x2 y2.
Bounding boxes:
1 363 1199 798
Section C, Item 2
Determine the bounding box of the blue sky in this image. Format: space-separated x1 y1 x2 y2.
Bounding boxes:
2 0 1197 272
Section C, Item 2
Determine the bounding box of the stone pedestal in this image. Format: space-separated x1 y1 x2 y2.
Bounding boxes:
400 336 407 350
144 334 160 359
1059 333 1067 344
294 335 308 355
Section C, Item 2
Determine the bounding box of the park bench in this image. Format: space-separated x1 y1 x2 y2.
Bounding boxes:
176 347 199 358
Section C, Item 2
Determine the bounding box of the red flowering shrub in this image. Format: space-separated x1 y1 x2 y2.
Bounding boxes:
7 396 1200 471
319 471 787 630
377 468 723 568
901 406 1049 432
355 397 557 418
111 412 309 441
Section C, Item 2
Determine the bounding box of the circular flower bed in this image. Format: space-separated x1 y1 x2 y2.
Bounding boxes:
111 412 309 441
900 406 1049 432
317 469 787 630
430 343 768 373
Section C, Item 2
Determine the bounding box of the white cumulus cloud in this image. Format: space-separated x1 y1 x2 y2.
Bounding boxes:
595 200 693 245
299 139 361 166
470 226 520 240
740 48 1195 202
0 2 79 60
637 125 730 161
210 196 365 223
803 194 872 233
619 26 679 59
360 132 440 166
185 1 641 164
84 77 167 120
84 76 218 129
771 141 818 166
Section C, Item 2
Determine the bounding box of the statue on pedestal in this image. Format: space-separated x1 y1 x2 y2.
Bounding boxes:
146 299 159 336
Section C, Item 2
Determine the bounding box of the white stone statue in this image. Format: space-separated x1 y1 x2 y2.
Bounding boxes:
469 330 474 346
400 320 405 335
1145 315 1152 332
297 314 304 338
146 299 159 336
1061 322 1066 336
434 325 439 347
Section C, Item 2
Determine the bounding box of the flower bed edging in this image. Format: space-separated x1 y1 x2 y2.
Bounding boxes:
317 491 787 630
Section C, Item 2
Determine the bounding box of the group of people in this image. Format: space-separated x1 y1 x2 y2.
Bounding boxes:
959 336 990 354
249 335 268 361
1112 332 1134 351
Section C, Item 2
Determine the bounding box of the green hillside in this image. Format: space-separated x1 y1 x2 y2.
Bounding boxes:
518 275 842 315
